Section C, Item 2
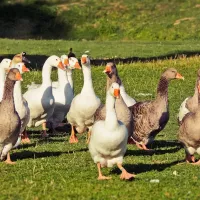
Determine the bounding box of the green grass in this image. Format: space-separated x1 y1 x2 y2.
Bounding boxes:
1 39 200 60
1 56 200 199
2 0 200 40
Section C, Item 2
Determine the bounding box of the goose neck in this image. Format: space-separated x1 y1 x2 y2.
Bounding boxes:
66 69 73 89
14 81 23 105
0 68 6 101
1 78 16 111
81 65 94 94
58 68 68 86
42 61 53 86
105 91 118 129
156 76 169 103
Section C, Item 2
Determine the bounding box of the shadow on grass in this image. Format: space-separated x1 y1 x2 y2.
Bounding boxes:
111 159 184 176
1 51 200 69
11 148 88 161
126 140 182 156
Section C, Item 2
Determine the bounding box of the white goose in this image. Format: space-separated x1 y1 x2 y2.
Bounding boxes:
48 55 81 130
23 55 65 137
0 59 12 101
10 62 30 145
67 54 101 143
89 82 135 180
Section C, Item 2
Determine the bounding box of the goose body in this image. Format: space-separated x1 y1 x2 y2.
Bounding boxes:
0 59 12 101
129 68 184 150
0 68 22 163
67 54 101 143
178 73 200 165
11 62 30 145
23 55 65 135
94 63 133 137
48 55 81 129
178 71 200 124
89 82 134 180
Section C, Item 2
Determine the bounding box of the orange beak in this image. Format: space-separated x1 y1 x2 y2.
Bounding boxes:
74 62 81 69
103 65 112 73
114 89 120 99
175 73 184 80
57 61 65 70
81 57 87 64
15 72 23 81
64 58 69 66
22 64 29 72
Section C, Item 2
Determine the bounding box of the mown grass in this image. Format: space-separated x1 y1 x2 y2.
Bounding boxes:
1 56 200 199
2 0 200 40
1 39 200 60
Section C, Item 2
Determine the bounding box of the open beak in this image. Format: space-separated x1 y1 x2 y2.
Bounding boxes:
114 89 120 99
81 57 87 64
16 72 23 81
74 62 81 69
103 65 112 74
64 58 69 66
22 64 30 72
57 61 65 70
22 56 31 64
176 73 184 80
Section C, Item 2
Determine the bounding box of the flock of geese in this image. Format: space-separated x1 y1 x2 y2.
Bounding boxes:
0 49 200 180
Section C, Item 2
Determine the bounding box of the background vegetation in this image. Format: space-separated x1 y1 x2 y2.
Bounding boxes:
1 0 200 40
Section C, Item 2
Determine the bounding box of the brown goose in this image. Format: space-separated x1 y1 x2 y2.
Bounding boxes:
178 69 200 124
10 52 31 68
94 63 133 139
0 68 22 164
129 68 184 150
178 76 200 165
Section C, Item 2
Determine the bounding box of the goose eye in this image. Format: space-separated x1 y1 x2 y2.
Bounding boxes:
56 59 58 61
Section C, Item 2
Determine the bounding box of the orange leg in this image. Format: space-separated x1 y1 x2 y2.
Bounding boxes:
186 154 195 163
42 122 49 138
69 125 78 143
21 128 31 144
117 163 135 180
86 130 91 144
97 163 111 180
4 153 15 165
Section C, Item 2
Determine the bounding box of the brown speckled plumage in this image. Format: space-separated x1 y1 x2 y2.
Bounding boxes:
94 63 133 136
0 68 21 161
130 68 183 145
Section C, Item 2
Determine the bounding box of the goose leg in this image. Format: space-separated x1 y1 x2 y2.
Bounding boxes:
186 153 195 163
21 128 31 144
4 153 15 165
117 163 135 180
69 125 78 143
97 163 111 180
42 122 49 138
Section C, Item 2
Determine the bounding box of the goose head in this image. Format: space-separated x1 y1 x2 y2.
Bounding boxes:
81 54 90 67
47 55 65 70
0 59 11 70
7 68 23 81
109 82 120 99
60 55 81 70
12 62 29 74
12 52 31 65
162 68 184 81
103 62 121 85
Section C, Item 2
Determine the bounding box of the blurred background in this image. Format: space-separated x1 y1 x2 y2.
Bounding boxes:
1 0 200 41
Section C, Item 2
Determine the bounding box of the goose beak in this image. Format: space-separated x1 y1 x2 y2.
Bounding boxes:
74 62 81 69
114 89 120 99
16 72 23 81
22 56 31 64
81 57 87 64
103 65 112 74
57 61 65 70
176 73 184 80
64 58 69 66
22 64 30 72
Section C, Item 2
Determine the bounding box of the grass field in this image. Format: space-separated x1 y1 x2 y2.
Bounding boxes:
1 53 200 199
